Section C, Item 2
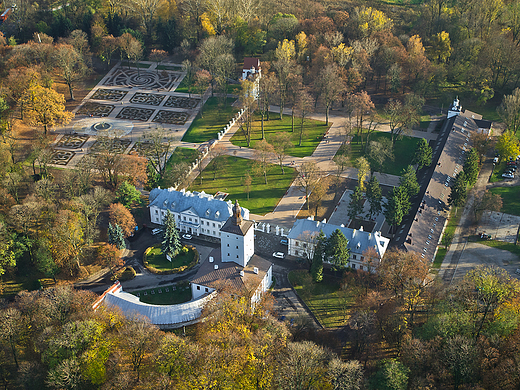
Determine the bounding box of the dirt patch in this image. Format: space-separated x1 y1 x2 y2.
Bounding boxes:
297 176 348 221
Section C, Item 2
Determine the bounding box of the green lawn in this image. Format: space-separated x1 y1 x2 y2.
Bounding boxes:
146 246 196 271
490 161 508 183
230 114 330 158
288 270 359 328
120 61 151 69
489 186 520 216
157 147 200 188
477 240 520 258
431 248 446 273
336 131 421 176
130 283 192 305
182 97 237 143
156 64 183 71
188 156 297 215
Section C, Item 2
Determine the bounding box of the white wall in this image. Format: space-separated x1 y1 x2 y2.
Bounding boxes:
191 283 215 300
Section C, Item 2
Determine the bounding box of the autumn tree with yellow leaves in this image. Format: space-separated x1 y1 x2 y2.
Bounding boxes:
20 85 74 134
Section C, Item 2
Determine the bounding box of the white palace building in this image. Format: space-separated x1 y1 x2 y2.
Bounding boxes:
148 188 250 240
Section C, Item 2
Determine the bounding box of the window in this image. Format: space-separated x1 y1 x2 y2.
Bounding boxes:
295 242 300 247
352 264 356 269
189 218 192 222
227 244 229 247
213 231 216 235
361 256 364 261
236 246 239 249
213 223 216 227
303 243 307 248
155 210 158 214
228 253 230 256
205 288 208 292
353 255 357 260
295 250 299 256
183 216 186 221
197 286 200 290
237 255 239 258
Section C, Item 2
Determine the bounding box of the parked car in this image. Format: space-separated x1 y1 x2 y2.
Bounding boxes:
493 156 499 163
502 173 515 179
152 228 163 235
479 233 491 240
280 238 288 245
182 234 192 240
273 252 285 259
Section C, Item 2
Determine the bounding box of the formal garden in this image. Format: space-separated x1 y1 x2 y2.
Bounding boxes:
144 244 199 274
181 97 237 143
129 281 192 305
189 156 297 215
229 114 330 157
335 131 421 176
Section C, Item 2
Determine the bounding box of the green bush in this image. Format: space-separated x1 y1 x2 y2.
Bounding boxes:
112 266 136 281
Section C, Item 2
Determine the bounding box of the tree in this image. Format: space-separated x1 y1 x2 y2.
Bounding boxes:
253 139 274 185
471 132 492 164
272 132 293 174
316 63 345 125
366 176 382 219
356 157 370 191
496 130 520 162
96 243 122 271
0 222 15 278
472 190 502 220
108 223 126 250
369 359 410 390
367 139 394 173
53 44 88 100
194 70 211 111
296 162 323 210
328 359 364 390
326 229 350 270
197 36 234 97
115 181 141 209
21 86 74 134
385 95 424 145
384 186 410 231
100 35 119 70
47 210 85 275
413 138 432 169
0 307 23 369
162 210 181 260
258 71 276 125
108 203 136 238
239 78 258 147
399 165 420 199
121 316 162 382
311 231 326 282
348 186 365 223
137 127 175 177
448 172 468 208
34 239 59 282
273 39 298 120
351 92 375 148
498 88 520 135
465 266 520 339
309 179 327 218
295 86 313 146
463 148 480 186
119 33 143 70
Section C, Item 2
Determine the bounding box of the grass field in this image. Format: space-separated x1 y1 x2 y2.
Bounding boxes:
182 97 237 143
489 186 520 216
477 240 520 258
188 156 297 215
146 246 196 271
288 270 358 328
157 147 200 188
490 161 509 183
130 283 192 305
230 114 330 157
336 131 420 176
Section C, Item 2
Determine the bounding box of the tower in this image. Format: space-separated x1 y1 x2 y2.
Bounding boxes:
220 200 255 267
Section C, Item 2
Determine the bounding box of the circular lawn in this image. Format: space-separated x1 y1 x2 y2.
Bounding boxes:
144 245 198 274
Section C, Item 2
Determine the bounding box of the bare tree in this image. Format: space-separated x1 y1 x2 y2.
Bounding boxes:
137 127 175 177
296 161 323 210
53 44 89 100
316 63 345 125
253 139 274 184
271 132 293 174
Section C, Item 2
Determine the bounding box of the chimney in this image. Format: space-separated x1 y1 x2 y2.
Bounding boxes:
214 265 219 270
240 270 245 277
209 257 214 263
253 267 259 274
360 226 363 231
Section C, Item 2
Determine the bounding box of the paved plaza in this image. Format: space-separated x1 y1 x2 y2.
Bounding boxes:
479 211 520 243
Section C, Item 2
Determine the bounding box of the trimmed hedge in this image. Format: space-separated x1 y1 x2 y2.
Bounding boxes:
112 266 136 281
144 245 199 275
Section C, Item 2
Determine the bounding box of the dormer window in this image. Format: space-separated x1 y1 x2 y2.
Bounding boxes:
163 200 168 207
206 208 211 216
215 211 220 218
